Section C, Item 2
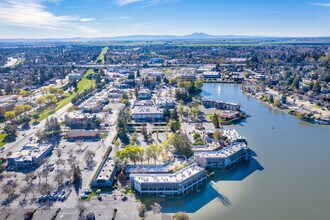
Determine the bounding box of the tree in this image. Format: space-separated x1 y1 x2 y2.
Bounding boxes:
173 212 190 220
194 155 206 168
5 111 16 122
141 123 148 139
165 132 192 158
138 204 146 218
151 202 162 215
167 120 181 132
274 99 281 108
212 113 220 128
84 150 96 168
170 108 179 121
268 94 274 103
145 144 162 164
130 132 138 145
73 165 82 183
193 132 203 145
195 80 203 90
291 75 300 90
213 130 222 142
4 124 17 136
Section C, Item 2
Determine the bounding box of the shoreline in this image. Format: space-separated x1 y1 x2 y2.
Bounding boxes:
240 88 330 126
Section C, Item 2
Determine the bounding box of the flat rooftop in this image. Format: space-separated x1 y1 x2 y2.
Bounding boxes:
126 160 182 174
132 163 204 184
66 111 96 119
8 143 52 162
132 106 163 115
194 143 248 159
96 158 116 181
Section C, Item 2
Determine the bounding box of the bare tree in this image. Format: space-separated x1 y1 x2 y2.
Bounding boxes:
151 202 162 215
56 149 62 158
24 173 34 186
42 169 50 184
193 155 207 168
54 170 65 188
20 185 31 199
84 150 96 168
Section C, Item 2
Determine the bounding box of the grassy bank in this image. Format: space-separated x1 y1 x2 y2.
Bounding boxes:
12 58 26 67
35 69 96 122
0 133 8 147
94 47 108 64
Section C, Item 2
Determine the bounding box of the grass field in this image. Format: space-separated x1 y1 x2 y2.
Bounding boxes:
12 58 26 67
94 47 108 64
36 69 96 122
0 133 8 147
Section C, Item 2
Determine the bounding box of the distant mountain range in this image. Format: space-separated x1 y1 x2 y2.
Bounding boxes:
1 32 330 43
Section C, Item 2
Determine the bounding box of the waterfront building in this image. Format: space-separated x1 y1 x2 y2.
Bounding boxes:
130 163 207 197
203 71 221 79
202 98 240 111
126 160 181 175
194 143 250 169
7 143 53 168
91 157 116 188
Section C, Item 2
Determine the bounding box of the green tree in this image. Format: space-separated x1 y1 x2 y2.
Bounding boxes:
145 144 162 164
213 129 222 141
274 99 281 107
4 124 18 136
212 113 220 128
165 132 192 158
167 120 181 132
5 111 16 122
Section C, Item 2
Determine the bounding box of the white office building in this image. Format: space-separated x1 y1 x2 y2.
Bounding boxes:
7 143 53 168
91 157 116 188
131 106 164 122
130 163 207 197
194 143 250 169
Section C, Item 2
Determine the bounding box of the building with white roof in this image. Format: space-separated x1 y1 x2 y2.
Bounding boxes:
203 71 221 79
126 160 182 175
138 89 152 100
131 106 164 122
7 143 53 168
64 111 97 129
194 143 250 169
202 98 240 111
130 163 207 197
91 157 116 188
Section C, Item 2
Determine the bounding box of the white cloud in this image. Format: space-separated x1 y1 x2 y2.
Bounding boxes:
116 0 142 5
115 0 177 6
0 0 99 35
80 18 95 22
119 16 132 19
310 3 330 7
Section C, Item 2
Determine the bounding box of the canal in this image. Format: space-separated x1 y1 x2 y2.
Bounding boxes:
155 83 330 220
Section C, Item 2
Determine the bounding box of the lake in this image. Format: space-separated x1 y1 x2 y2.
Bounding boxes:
157 83 330 220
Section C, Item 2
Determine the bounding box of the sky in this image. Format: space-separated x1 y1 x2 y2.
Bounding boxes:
0 0 330 38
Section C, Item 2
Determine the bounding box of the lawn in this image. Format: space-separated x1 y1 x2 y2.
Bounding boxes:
0 133 8 147
94 47 108 64
36 69 96 122
12 58 26 67
80 191 96 202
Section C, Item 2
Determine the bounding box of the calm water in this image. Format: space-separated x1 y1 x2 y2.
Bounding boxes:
158 83 330 220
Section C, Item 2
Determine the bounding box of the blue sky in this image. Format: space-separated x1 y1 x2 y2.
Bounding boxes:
0 0 330 38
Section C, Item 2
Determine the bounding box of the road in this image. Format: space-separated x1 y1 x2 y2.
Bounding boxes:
0 102 73 157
